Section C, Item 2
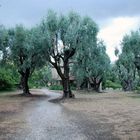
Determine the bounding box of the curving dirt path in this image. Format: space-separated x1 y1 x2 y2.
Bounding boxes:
0 89 119 140
15 89 87 140
0 89 85 140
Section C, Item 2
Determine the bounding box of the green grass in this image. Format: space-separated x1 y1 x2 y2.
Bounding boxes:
0 88 16 94
49 85 63 90
106 80 122 89
49 85 76 90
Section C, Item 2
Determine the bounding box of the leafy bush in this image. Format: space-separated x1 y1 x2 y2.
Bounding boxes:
49 85 63 90
49 84 76 90
71 86 76 90
135 86 140 91
29 66 52 88
0 69 15 90
106 80 122 90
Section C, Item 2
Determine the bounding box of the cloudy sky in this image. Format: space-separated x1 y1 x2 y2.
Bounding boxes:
0 0 140 61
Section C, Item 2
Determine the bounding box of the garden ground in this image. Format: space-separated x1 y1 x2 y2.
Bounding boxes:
0 89 140 140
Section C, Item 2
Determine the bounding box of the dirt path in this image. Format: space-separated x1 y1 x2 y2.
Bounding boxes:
0 89 88 140
0 89 122 140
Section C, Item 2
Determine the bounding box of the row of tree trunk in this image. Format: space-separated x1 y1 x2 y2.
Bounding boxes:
79 77 102 92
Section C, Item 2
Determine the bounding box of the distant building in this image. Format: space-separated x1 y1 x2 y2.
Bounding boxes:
51 65 75 85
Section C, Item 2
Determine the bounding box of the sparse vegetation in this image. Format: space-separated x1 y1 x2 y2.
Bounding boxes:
0 69 15 90
49 85 63 90
105 80 122 90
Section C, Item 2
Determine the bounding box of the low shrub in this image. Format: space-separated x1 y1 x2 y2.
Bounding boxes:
49 84 76 90
49 85 63 90
106 80 122 90
135 86 140 91
0 69 15 90
71 86 76 90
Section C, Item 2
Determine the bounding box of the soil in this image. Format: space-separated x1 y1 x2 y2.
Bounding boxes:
0 89 140 140
62 91 140 140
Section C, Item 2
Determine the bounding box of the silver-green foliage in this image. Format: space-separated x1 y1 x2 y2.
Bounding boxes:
73 23 110 90
115 30 140 91
0 25 9 65
40 10 81 64
10 25 45 75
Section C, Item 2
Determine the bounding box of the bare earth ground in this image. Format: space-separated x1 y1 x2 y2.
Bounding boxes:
0 89 140 140
0 89 48 140
62 91 140 140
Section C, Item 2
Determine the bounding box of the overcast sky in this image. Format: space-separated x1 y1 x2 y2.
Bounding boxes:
0 0 140 61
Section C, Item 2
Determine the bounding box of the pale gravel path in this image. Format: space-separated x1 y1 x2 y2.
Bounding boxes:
0 89 119 140
0 89 87 140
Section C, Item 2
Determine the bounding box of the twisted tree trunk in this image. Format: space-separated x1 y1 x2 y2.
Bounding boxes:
19 69 31 96
49 48 75 99
62 60 72 98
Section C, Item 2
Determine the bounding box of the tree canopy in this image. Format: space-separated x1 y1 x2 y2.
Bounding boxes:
1 10 140 96
39 11 107 97
115 30 140 91
9 25 45 95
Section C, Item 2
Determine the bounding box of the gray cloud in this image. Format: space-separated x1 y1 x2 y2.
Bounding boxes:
0 0 140 27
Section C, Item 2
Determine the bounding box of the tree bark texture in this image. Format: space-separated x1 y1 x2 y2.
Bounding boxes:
19 69 31 96
62 57 73 98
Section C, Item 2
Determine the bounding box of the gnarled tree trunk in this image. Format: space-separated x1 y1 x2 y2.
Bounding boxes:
62 58 73 98
19 68 31 96
62 78 72 98
122 79 133 91
49 48 75 99
91 77 102 92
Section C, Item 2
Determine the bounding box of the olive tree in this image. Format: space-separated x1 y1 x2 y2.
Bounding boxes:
115 31 140 91
40 11 82 98
40 11 101 97
73 40 110 92
10 25 45 95
115 52 137 91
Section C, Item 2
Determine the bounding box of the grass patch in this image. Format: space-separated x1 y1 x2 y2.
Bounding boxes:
106 80 122 90
0 88 17 95
49 85 63 90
